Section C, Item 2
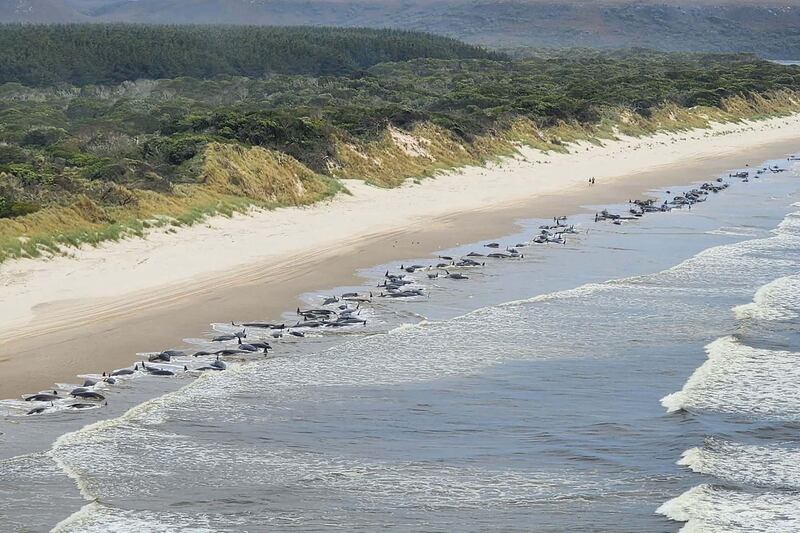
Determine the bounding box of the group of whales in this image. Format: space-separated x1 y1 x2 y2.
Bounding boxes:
17 218 574 415
18 161 791 415
594 166 786 225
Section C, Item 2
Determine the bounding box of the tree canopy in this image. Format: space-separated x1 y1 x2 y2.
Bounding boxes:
0 24 502 85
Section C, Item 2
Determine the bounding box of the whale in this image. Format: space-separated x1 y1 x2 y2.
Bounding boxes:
72 391 106 401
142 364 174 376
214 348 250 356
25 393 58 402
67 403 98 410
237 343 260 352
245 341 272 351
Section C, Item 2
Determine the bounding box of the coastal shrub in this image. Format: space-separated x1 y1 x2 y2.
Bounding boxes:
0 196 40 218
0 144 29 164
143 134 213 165
21 127 67 148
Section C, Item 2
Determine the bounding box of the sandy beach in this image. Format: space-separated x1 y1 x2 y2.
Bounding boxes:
2 114 800 398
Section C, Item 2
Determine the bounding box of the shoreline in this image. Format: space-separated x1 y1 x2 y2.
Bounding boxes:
2 114 800 398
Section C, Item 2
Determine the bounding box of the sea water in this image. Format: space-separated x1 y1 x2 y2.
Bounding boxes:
2 157 800 532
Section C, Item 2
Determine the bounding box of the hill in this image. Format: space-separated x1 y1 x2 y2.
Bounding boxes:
1 1 799 57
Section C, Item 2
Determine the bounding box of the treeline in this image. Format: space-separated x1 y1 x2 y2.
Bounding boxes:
0 24 501 86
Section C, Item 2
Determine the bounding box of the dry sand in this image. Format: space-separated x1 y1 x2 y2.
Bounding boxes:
2 114 800 397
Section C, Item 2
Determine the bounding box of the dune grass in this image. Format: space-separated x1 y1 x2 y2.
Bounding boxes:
0 143 343 262
0 90 798 263
332 90 800 192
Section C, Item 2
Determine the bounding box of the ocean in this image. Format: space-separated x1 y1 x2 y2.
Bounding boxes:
2 155 800 532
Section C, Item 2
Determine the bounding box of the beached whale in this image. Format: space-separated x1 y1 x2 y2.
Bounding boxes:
232 322 284 330
455 259 483 267
381 288 424 298
237 343 260 352
341 292 372 302
487 252 522 259
67 403 98 410
214 348 251 356
245 341 272 351
70 391 106 401
197 357 228 371
25 392 58 402
141 364 175 376
333 317 367 325
298 308 337 317
212 334 235 341
149 350 183 362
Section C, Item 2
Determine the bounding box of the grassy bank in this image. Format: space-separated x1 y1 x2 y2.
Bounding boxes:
332 89 800 188
0 144 344 261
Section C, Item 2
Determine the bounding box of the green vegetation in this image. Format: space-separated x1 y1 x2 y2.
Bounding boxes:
0 24 501 86
0 25 799 262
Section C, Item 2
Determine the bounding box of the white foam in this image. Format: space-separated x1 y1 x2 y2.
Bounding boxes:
52 502 223 533
658 484 800 533
661 336 800 418
733 273 800 322
505 282 612 305
678 438 800 489
706 227 761 237
50 419 605 517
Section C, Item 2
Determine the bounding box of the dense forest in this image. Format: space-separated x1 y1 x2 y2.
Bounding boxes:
2 1 800 58
0 25 798 259
0 24 501 85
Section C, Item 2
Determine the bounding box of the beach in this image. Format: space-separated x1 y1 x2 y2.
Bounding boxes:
3 113 800 398
2 115 800 531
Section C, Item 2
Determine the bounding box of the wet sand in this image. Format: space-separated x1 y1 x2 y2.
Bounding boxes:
2 121 800 398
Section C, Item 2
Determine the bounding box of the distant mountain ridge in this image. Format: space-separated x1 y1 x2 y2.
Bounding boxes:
1 0 799 57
